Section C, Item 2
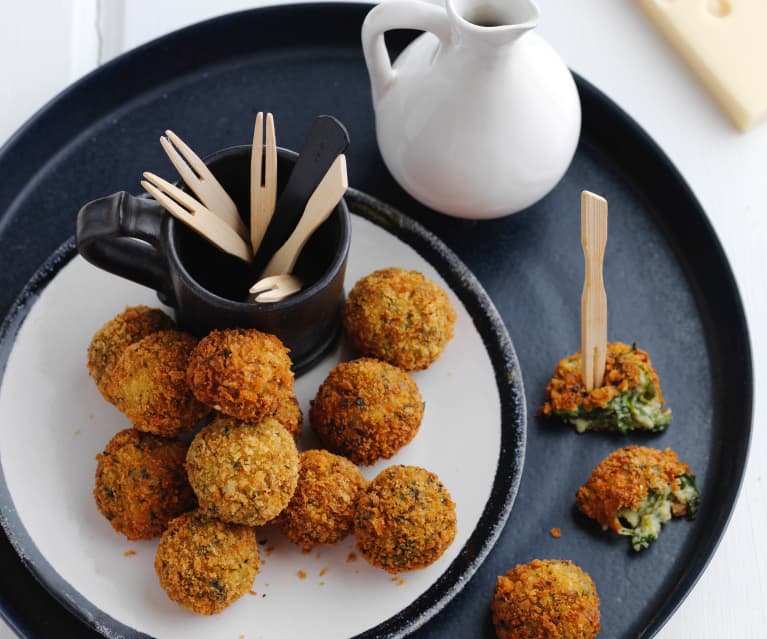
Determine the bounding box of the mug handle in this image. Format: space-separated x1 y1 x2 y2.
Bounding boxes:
76 191 175 304
361 0 452 101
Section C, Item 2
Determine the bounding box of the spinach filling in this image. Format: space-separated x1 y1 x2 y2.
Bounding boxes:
555 376 671 434
616 473 700 551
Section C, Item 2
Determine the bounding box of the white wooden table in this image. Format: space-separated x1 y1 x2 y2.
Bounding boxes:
1 1 765 637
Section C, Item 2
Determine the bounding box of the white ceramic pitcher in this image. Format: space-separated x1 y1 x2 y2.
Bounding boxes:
362 0 581 219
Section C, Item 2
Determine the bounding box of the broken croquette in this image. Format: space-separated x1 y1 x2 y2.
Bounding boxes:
539 341 671 433
491 559 600 639
106 330 210 436
185 415 299 526
310 357 424 466
94 428 196 540
576 445 700 551
87 305 174 403
275 449 367 550
154 510 259 615
343 267 456 371
185 328 294 423
354 465 456 573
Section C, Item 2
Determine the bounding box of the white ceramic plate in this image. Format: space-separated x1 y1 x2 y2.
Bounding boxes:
0 191 525 639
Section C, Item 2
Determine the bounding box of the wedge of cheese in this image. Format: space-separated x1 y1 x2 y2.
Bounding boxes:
640 0 767 132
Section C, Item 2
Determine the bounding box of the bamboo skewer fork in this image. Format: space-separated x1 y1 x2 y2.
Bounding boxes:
580 190 608 391
141 172 253 263
250 112 278 255
160 130 249 242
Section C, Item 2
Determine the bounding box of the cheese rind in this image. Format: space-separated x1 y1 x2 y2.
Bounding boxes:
640 0 767 132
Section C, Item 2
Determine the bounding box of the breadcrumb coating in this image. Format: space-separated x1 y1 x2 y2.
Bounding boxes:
94 428 195 540
275 449 367 550
106 330 210 436
186 328 294 423
343 267 456 370
576 445 694 533
155 510 258 615
354 465 456 573
87 306 174 403
186 416 299 526
491 559 600 639
270 390 303 441
541 342 663 412
310 358 424 465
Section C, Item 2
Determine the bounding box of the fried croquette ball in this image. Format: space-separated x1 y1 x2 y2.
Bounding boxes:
343 267 456 370
275 449 367 550
155 510 258 615
87 306 174 403
310 358 424 466
539 341 671 433
186 416 299 526
271 390 303 441
491 559 600 639
106 330 210 436
576 445 700 551
93 428 196 540
354 465 456 573
186 328 294 423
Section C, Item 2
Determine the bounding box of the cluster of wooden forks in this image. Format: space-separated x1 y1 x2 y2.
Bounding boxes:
141 113 348 302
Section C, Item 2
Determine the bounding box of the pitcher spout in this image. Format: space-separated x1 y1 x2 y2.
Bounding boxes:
447 0 540 48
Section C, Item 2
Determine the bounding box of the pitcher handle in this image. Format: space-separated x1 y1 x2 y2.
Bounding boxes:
76 191 175 305
362 0 452 101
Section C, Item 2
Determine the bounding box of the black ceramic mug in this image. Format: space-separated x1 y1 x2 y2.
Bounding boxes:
76 145 351 375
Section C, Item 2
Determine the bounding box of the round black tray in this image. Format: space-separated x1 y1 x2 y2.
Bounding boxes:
0 3 752 638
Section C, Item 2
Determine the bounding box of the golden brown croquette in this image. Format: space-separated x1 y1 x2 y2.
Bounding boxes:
275 449 367 550
310 358 424 466
576 446 700 550
343 267 456 370
186 328 294 423
185 416 299 526
93 428 195 540
539 341 671 433
270 390 303 441
491 559 600 639
354 465 456 573
87 306 174 403
106 330 210 436
154 510 258 615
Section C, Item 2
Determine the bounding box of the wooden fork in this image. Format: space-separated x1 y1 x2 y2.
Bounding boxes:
248 274 302 303
160 130 248 241
142 171 253 263
260 154 347 279
581 190 608 391
250 112 278 254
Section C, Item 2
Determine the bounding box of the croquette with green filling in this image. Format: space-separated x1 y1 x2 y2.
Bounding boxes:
343 267 456 371
186 415 299 526
310 358 424 466
491 559 600 639
186 328 294 423
576 445 700 551
87 305 174 403
354 465 456 573
154 510 259 615
275 449 367 550
539 341 671 433
106 330 210 436
94 428 196 540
